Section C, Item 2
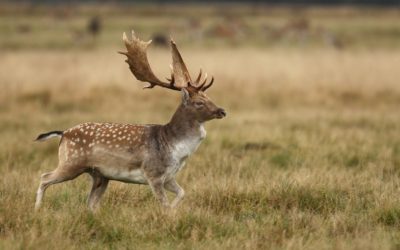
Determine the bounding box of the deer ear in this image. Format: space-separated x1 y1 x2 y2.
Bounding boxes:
181 88 190 105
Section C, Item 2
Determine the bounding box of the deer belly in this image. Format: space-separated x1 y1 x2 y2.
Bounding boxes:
98 167 147 184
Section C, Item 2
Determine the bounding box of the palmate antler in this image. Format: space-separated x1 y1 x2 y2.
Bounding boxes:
119 31 213 92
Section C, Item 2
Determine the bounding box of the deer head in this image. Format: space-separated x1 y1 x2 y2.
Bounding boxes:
119 31 226 123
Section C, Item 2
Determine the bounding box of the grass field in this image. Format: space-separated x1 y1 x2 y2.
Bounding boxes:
1 4 400 250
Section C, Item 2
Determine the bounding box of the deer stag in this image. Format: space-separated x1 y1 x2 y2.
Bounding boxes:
34 31 226 211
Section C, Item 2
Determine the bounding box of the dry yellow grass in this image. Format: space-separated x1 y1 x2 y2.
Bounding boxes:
1 46 400 249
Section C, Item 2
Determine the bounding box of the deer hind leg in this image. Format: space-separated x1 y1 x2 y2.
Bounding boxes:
34 166 84 211
87 170 109 212
164 179 185 208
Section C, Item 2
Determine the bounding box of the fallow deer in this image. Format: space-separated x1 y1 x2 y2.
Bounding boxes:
34 31 226 211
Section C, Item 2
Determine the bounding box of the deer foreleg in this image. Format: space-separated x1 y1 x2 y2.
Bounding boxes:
164 179 185 208
148 178 169 208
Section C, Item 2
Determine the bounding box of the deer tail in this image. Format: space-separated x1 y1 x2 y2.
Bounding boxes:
35 131 63 142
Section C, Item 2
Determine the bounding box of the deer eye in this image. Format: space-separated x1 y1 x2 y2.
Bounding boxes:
194 101 204 108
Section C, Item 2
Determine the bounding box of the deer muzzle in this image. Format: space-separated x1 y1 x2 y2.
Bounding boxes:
215 108 227 119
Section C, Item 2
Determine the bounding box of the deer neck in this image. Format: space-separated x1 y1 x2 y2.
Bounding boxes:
163 104 206 144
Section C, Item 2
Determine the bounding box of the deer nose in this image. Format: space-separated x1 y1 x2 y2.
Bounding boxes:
216 108 227 118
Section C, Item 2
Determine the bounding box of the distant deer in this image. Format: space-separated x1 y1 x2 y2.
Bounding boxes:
151 33 169 48
34 31 226 211
87 16 101 38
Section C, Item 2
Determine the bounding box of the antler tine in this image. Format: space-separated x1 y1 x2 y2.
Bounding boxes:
193 72 205 90
143 84 155 89
119 30 181 91
194 72 208 90
194 69 202 84
201 76 214 91
202 72 208 85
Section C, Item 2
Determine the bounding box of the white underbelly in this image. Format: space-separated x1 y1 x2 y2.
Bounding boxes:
98 167 147 184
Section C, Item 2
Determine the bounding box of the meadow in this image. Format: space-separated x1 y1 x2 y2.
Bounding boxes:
1 4 400 250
